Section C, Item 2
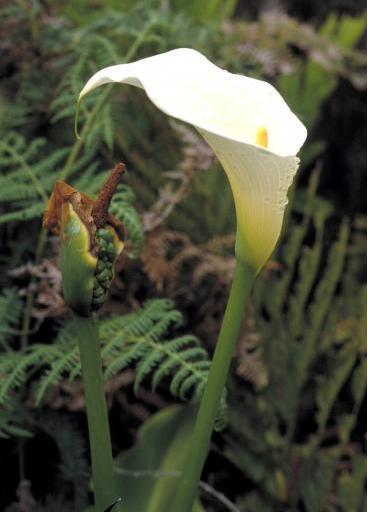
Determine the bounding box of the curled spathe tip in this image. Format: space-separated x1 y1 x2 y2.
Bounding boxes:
74 95 83 140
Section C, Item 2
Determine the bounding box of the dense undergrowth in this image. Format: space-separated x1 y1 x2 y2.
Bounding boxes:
0 1 366 511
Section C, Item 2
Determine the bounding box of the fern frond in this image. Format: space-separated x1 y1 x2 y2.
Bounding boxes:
134 350 167 395
0 345 49 403
170 367 192 396
288 209 326 338
0 203 45 224
0 299 227 428
179 373 201 400
307 220 349 332
100 301 225 425
151 356 181 390
35 345 79 405
0 289 23 348
109 184 144 258
104 344 150 379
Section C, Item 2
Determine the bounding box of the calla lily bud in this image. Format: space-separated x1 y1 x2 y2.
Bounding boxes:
78 49 307 272
43 164 126 316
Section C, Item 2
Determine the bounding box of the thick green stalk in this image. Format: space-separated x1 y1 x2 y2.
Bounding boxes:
171 259 256 512
74 314 117 512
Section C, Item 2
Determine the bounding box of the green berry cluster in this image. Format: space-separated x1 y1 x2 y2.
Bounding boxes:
91 228 117 311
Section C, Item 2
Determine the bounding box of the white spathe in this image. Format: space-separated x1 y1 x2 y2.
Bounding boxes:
79 48 307 271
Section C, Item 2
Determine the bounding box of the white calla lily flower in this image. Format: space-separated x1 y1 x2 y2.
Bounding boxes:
79 48 307 272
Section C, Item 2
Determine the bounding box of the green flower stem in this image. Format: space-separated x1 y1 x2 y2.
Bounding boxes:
74 314 118 512
172 259 256 512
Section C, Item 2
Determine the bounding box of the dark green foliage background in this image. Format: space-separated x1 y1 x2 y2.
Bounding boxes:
0 1 365 511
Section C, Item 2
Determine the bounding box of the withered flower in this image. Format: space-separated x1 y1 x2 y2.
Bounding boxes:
43 163 126 316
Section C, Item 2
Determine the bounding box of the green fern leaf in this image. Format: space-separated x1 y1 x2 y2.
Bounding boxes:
134 350 166 395
109 184 144 258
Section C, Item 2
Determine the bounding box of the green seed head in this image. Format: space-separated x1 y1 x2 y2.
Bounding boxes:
91 227 123 312
43 164 126 317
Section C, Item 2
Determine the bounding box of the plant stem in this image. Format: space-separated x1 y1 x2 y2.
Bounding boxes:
74 314 117 512
171 259 256 512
